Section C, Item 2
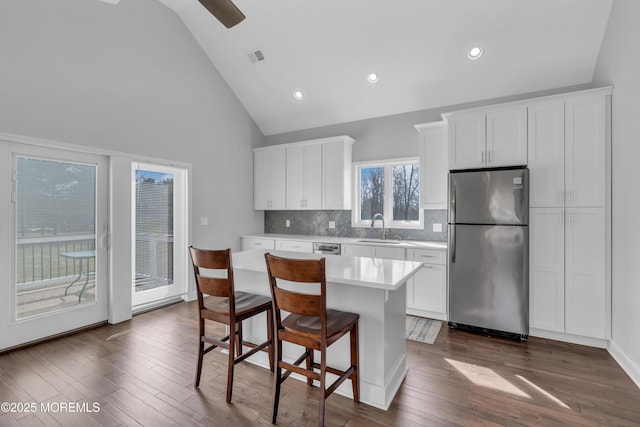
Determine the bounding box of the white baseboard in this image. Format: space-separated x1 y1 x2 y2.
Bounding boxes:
406 308 447 321
529 328 608 348
608 339 640 389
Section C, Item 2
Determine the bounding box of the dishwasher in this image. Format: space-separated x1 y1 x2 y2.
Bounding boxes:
313 242 341 255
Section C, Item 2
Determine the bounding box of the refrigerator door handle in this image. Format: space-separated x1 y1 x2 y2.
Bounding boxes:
450 225 456 264
450 177 456 224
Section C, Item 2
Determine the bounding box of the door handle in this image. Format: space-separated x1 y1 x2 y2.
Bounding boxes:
481 151 485 164
450 177 456 224
450 225 456 264
100 233 109 250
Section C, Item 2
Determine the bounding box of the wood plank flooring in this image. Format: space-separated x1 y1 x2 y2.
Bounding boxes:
1 300 639 426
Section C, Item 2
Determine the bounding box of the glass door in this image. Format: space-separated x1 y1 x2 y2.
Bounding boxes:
131 163 188 309
0 142 108 350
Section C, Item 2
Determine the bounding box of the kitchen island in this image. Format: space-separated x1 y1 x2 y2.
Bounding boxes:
230 249 423 410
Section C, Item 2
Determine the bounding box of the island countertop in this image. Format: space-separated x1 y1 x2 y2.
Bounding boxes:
232 249 424 291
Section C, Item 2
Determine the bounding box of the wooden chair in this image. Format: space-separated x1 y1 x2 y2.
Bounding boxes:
189 246 273 403
264 253 359 426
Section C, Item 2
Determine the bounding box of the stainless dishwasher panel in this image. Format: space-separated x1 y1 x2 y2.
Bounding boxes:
313 242 341 255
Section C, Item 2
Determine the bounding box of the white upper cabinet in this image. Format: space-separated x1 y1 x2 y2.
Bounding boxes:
447 106 527 170
322 138 353 210
447 111 486 170
528 101 565 208
565 95 607 208
254 148 286 210
528 94 607 208
486 107 528 167
415 122 448 209
286 144 322 209
254 135 353 211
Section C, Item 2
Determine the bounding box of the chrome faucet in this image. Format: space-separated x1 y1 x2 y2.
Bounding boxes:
370 213 387 240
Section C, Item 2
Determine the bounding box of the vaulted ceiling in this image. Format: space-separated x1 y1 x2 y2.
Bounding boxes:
156 0 613 136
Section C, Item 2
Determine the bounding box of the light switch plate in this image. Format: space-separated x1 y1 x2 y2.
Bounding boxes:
200 216 208 226
328 221 336 229
285 219 290 227
432 223 442 232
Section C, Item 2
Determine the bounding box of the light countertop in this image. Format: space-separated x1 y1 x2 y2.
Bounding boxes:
233 249 424 291
242 233 447 250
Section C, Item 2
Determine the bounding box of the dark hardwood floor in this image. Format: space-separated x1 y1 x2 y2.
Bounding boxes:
1 300 639 426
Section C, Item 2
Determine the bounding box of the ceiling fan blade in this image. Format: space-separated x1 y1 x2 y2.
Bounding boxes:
198 0 245 28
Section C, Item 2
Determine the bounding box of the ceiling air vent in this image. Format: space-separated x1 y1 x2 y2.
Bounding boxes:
248 49 265 64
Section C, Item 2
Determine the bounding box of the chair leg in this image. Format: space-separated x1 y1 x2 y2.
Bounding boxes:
266 309 274 372
236 322 243 358
318 349 327 427
194 319 205 387
306 347 314 386
350 322 360 403
272 339 283 424
226 325 235 403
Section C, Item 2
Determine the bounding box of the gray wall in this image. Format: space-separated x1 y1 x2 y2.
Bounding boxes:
0 0 263 250
592 0 640 381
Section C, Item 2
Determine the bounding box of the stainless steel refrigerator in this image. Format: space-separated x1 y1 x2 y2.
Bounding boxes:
448 167 529 340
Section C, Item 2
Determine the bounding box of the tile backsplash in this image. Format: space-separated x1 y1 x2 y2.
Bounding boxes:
265 210 447 242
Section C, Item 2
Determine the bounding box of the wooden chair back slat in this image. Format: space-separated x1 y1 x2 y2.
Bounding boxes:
265 255 325 283
194 275 231 298
273 287 322 317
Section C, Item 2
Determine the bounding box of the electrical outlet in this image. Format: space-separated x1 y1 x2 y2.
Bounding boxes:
328 221 336 229
200 216 208 226
285 219 290 228
432 223 442 232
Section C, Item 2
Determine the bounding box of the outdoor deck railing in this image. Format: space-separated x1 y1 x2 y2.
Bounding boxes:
16 234 173 287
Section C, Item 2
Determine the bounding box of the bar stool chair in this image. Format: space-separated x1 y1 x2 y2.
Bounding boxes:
189 246 274 403
264 253 359 426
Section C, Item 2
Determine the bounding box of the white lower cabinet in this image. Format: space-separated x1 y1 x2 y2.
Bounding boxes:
341 244 405 260
241 237 275 251
275 239 313 253
530 207 608 340
405 249 447 320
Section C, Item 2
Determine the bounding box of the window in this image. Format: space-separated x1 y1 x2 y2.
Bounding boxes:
353 158 422 229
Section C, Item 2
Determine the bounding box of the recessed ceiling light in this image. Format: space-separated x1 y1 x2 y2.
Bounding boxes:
468 46 483 60
293 90 304 100
367 72 379 83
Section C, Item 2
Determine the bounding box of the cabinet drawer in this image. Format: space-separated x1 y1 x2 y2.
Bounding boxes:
242 237 275 251
406 248 446 265
275 240 313 253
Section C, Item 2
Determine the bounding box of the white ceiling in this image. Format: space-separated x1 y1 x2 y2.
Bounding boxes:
157 0 613 136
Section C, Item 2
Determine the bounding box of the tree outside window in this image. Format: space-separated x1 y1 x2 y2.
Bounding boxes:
354 159 422 228
392 164 420 221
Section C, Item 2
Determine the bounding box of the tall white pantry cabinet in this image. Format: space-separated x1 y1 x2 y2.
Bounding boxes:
528 88 611 345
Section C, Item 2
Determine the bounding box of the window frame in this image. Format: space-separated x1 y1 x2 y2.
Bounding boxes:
352 157 423 230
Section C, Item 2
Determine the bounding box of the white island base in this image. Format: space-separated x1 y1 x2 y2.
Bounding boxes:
231 250 421 410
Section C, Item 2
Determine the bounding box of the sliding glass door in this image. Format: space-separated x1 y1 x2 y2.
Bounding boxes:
0 142 108 350
131 163 188 309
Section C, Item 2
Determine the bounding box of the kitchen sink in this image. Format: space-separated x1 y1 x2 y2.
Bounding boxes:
356 239 401 244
